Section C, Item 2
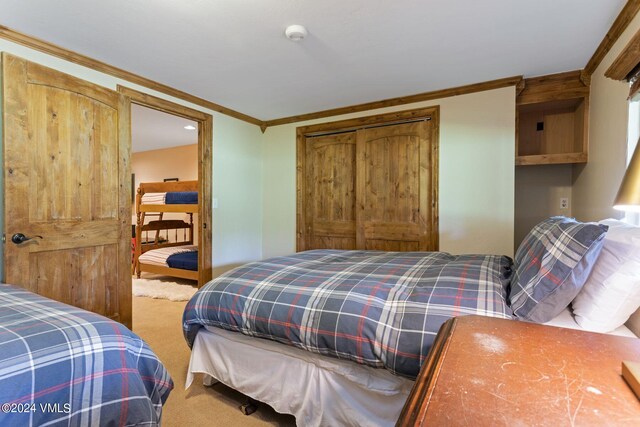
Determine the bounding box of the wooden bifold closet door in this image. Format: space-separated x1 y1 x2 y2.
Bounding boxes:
304 132 357 250
297 108 439 252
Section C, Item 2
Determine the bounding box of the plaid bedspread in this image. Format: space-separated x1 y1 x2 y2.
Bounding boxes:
0 284 173 426
183 250 513 378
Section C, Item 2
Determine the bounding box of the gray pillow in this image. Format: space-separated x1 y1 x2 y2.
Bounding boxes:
510 216 608 323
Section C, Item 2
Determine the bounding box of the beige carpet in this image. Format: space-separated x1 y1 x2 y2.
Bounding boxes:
133 295 296 427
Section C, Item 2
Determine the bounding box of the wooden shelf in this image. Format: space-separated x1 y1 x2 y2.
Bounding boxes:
515 152 587 166
516 71 589 166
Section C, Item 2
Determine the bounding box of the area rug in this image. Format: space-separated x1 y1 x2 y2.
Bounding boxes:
133 278 198 301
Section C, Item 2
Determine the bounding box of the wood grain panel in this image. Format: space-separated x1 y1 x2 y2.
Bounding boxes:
136 263 198 281
517 110 544 156
198 114 213 287
313 220 357 236
575 99 587 154
73 94 94 221
23 221 119 252
3 54 31 288
31 245 119 319
3 53 131 327
298 107 441 137
27 83 120 222
517 70 589 106
398 316 640 426
605 27 640 80
305 132 357 250
117 86 210 121
26 58 120 107
356 121 435 251
96 103 119 219
365 239 420 252
310 237 357 250
543 111 575 154
515 152 588 166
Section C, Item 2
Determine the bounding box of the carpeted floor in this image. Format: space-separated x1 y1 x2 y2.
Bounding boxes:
133 277 198 301
133 295 296 426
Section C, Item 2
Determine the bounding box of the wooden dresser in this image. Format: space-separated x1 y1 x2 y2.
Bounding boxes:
397 315 640 426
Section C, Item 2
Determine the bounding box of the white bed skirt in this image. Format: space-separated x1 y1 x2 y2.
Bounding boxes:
186 326 414 427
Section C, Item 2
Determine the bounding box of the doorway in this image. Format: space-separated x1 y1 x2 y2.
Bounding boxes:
118 86 213 288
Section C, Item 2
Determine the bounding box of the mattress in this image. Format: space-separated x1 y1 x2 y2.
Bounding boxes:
167 251 198 271
187 325 414 427
141 192 166 204
141 192 198 205
183 250 513 379
165 191 197 204
139 245 197 267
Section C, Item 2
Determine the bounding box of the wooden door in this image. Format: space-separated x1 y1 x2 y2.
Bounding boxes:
2 54 132 327
356 120 437 251
304 132 357 250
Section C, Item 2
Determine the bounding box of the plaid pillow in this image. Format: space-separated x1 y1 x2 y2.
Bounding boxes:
510 216 608 322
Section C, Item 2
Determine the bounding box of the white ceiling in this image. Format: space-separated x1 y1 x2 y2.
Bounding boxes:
1 0 627 121
132 104 197 153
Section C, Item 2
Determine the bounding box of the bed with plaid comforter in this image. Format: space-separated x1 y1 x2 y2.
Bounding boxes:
183 250 513 378
0 284 173 426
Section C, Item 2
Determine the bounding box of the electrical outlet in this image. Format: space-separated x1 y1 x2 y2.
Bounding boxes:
560 197 569 210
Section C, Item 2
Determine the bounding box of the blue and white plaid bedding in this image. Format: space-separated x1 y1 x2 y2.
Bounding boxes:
510 216 608 322
0 284 173 426
183 250 513 378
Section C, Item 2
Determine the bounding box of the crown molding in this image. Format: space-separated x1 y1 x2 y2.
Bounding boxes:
583 0 640 78
263 75 522 128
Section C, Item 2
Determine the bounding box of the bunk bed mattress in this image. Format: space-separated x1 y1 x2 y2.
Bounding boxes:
141 192 166 204
165 191 197 204
139 245 198 268
167 251 198 271
141 192 198 205
183 249 513 378
0 284 173 426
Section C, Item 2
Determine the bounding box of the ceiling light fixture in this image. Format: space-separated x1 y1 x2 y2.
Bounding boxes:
184 125 196 130
285 25 308 42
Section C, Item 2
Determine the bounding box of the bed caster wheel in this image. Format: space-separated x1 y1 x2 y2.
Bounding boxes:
240 398 259 415
202 375 219 387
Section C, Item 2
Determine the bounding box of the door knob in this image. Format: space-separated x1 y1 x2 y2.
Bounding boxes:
11 233 43 245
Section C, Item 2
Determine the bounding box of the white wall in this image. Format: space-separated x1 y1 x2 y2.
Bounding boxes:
0 40 264 280
211 113 263 275
262 87 516 258
515 165 573 246
572 14 640 221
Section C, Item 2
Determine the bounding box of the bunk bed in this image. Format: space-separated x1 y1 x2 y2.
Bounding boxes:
134 180 199 281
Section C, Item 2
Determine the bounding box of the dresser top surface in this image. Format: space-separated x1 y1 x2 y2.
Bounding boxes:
411 315 640 426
